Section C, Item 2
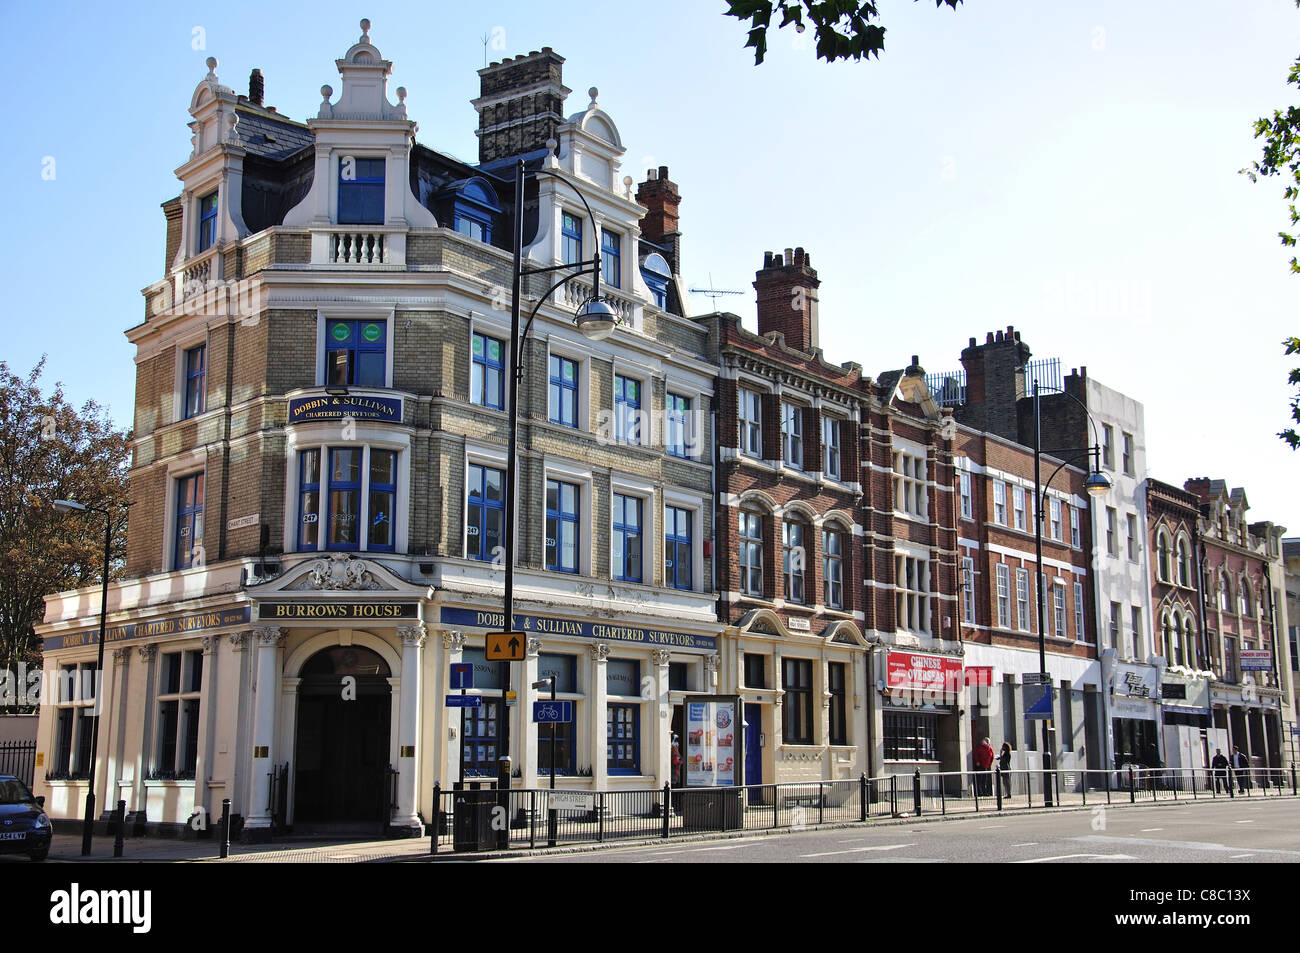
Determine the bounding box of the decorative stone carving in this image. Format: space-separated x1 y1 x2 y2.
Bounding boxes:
112 648 131 666
527 638 542 656
289 553 383 591
201 635 219 655
398 623 427 648
441 630 465 652
704 654 720 674
651 650 672 667
589 643 611 662
254 626 285 648
228 631 249 651
137 644 157 662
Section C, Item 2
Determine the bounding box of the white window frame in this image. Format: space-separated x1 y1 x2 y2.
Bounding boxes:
822 414 842 481
739 509 765 597
1070 506 1081 548
611 361 651 448
1012 485 1026 531
1016 568 1031 633
1050 498 1063 541
1053 583 1066 638
663 489 707 594
993 480 1007 525
610 473 655 586
1126 512 1138 561
543 457 595 577
1106 507 1118 557
546 338 593 434
893 443 928 520
739 388 762 458
781 401 804 470
961 556 975 623
163 453 207 572
895 553 931 635
1074 581 1085 641
1122 431 1134 476
959 470 972 520
153 648 203 779
996 563 1011 629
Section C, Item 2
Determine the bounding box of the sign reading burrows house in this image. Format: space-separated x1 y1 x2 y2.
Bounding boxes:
288 394 402 423
43 606 252 651
259 602 418 620
439 607 717 651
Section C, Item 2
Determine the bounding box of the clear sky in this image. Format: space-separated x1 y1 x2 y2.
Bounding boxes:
4 0 1299 532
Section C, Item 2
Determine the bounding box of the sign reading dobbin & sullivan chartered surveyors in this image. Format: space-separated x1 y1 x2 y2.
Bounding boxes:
438 607 717 650
42 607 252 651
259 602 419 620
288 394 402 423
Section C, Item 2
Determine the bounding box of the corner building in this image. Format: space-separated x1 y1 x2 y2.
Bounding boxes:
34 24 722 838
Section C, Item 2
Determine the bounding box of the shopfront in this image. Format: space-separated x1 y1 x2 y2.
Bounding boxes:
874 648 965 777
1105 657 1162 769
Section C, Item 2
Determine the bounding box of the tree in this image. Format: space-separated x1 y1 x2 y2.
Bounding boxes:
725 0 962 66
1243 0 1300 447
0 359 130 684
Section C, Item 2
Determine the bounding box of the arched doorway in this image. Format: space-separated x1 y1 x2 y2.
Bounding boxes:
294 646 391 832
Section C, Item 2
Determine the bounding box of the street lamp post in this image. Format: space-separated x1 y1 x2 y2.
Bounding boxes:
52 499 115 856
1031 382 1111 808
497 156 619 847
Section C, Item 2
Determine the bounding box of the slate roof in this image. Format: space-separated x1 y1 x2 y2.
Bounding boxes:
234 107 315 160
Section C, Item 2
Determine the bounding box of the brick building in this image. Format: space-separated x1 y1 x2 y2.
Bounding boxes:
34 23 723 838
703 249 959 781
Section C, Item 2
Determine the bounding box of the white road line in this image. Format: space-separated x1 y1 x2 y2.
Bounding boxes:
979 825 1006 829
1235 820 1255 824
687 843 758 852
1139 828 1163 832
1010 842 1037 847
1014 853 1136 863
800 843 914 859
1230 854 1256 859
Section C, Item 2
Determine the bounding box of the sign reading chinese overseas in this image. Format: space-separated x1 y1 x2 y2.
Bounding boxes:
1240 650 1273 671
288 395 402 423
885 651 964 699
684 695 741 788
43 607 251 652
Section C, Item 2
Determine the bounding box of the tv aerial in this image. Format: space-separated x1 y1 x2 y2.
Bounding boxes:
689 274 744 311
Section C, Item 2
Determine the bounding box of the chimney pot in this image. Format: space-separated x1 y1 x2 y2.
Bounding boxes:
986 332 994 344
969 337 977 347
764 251 774 268
996 330 1004 342
647 168 657 180
755 245 820 351
658 165 669 180
784 247 794 264
249 68 264 107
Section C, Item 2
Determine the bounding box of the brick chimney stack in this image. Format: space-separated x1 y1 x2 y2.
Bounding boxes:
754 247 819 352
249 68 264 107
636 166 682 274
1184 477 1212 503
473 48 570 164
954 325 1031 441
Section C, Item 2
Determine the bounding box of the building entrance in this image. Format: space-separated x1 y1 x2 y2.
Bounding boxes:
293 646 392 830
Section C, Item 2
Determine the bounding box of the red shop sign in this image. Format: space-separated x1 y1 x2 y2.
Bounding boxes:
965 666 994 687
886 651 964 692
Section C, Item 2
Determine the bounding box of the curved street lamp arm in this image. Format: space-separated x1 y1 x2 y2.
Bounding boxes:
1038 449 1098 510
512 261 601 383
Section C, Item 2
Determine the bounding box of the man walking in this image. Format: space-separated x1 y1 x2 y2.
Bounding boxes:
974 737 996 796
1211 748 1230 794
1231 746 1250 794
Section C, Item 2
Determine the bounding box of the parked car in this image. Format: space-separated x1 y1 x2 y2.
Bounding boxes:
0 775 52 861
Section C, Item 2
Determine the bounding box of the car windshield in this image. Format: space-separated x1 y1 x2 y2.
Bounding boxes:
0 780 35 805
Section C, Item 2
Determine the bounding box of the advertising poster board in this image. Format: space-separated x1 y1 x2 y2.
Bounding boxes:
683 694 743 788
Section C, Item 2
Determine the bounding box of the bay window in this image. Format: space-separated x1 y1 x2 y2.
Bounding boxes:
297 446 400 553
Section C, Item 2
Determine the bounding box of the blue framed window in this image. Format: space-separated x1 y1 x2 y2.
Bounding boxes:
448 178 500 243
665 506 692 591
197 192 218 253
640 253 670 309
338 156 385 225
368 449 396 551
666 392 691 457
601 230 621 288
327 447 361 550
183 344 206 419
461 699 500 778
612 494 643 583
535 653 577 774
607 704 640 775
298 449 321 551
545 479 580 574
174 472 204 570
549 355 579 428
471 333 505 409
615 375 642 443
466 464 504 561
561 212 583 266
326 319 387 388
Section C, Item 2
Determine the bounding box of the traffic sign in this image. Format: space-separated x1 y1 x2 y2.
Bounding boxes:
449 662 474 690
1023 682 1054 720
485 631 526 661
445 695 483 708
533 700 574 723
1023 672 1050 684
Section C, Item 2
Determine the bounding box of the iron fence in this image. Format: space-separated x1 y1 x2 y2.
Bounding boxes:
0 740 36 787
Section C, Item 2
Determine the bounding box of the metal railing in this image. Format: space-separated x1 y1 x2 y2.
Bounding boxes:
425 764 1300 854
0 740 36 787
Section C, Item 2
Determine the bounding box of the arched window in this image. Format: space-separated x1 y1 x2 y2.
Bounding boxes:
1180 616 1197 669
1176 537 1191 587
1241 578 1252 617
1220 575 1231 613
1156 531 1171 583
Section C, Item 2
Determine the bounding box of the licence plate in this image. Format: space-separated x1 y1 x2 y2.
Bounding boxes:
0 832 25 840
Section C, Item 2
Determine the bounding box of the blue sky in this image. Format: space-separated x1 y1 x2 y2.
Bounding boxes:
4 0 1300 531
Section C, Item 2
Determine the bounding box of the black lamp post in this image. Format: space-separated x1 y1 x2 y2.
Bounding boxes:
497 156 619 846
1030 382 1111 807
52 499 115 856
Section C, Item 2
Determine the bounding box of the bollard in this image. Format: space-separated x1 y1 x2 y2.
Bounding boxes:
890 773 899 817
912 768 922 816
429 783 440 854
1293 765 1297 797
662 783 671 839
219 798 230 859
1128 765 1136 803
113 800 126 858
995 767 1003 811
860 774 868 822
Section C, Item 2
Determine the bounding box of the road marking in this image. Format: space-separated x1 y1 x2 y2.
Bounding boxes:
1230 854 1255 859
1139 828 1163 832
1011 842 1037 847
687 843 756 852
800 843 914 859
1015 853 1136 863
979 825 1006 829
1235 820 1255 824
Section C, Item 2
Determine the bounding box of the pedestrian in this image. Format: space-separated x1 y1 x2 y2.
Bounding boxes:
973 737 996 796
998 742 1013 797
1210 748 1230 794
1231 746 1250 793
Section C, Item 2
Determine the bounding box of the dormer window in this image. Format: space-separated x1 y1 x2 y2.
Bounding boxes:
338 156 385 225
449 178 500 243
197 191 218 253
326 319 387 387
640 253 671 309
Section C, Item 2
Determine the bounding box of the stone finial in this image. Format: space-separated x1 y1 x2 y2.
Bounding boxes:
396 86 406 104
588 86 599 107
205 56 218 78
321 84 333 100
545 137 558 154
226 112 239 143
318 85 334 119
360 18 371 41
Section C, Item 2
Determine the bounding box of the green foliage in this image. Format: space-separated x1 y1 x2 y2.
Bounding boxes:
725 0 961 66
1243 1 1300 448
0 359 130 676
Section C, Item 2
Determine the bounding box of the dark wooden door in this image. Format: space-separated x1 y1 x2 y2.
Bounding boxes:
294 679 390 823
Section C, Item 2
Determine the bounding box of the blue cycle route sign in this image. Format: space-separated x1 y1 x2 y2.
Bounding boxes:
533 700 573 723
446 695 482 708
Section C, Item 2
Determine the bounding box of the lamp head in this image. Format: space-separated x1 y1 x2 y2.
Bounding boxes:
52 499 87 513
1085 470 1112 499
574 297 619 341
531 677 555 690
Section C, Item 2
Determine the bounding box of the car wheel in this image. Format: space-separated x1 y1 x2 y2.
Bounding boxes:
29 849 48 862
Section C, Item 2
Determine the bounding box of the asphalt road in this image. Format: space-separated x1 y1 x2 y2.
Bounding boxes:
491 798 1300 863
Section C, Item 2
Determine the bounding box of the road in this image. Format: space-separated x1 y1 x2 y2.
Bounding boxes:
490 798 1300 863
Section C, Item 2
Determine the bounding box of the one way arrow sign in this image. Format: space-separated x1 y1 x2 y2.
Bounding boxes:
485 631 526 662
